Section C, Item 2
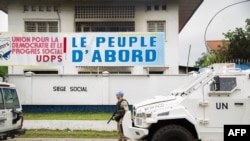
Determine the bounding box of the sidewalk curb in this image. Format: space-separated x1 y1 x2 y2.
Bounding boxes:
23 120 116 131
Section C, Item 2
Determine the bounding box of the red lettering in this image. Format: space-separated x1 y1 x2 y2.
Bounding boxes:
36 55 63 62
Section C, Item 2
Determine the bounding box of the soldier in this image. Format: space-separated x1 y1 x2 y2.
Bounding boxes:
114 91 129 141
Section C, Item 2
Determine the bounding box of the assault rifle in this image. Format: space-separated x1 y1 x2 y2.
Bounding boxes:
107 111 116 124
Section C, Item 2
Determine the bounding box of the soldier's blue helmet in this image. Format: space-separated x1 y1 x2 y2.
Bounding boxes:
116 91 124 97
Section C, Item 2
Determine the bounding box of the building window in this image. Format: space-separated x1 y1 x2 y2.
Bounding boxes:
39 5 44 11
54 5 59 12
48 22 58 32
147 21 165 32
24 5 29 12
76 22 135 32
24 70 58 74
154 5 159 10
162 5 167 10
25 22 58 32
145 4 167 11
46 6 52 12
31 5 37 11
23 4 60 12
149 71 163 74
37 22 46 32
75 5 135 19
146 5 151 11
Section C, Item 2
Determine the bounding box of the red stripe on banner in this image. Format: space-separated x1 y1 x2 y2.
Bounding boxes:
63 37 67 53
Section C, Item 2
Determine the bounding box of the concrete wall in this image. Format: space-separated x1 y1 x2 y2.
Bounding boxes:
8 74 190 106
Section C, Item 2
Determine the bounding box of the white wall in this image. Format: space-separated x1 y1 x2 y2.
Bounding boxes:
8 74 190 105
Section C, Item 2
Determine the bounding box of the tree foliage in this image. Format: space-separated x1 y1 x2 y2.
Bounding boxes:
0 66 8 80
195 18 250 67
223 19 250 60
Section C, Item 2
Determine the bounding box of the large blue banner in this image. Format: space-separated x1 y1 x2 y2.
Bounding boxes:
0 32 165 66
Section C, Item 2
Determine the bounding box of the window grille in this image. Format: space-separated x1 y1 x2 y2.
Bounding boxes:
38 22 46 32
76 22 135 32
75 5 135 19
23 4 60 12
147 21 165 32
25 22 58 32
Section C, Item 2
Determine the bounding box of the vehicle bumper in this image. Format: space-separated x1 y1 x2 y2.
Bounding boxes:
0 128 26 140
122 111 149 140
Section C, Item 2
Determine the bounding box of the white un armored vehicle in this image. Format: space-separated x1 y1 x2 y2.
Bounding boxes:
122 63 250 141
0 81 25 140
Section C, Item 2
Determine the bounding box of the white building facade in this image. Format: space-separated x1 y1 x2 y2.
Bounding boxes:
2 0 202 75
0 0 203 111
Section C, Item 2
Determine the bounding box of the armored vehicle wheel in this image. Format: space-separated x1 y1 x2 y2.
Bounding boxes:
151 124 194 141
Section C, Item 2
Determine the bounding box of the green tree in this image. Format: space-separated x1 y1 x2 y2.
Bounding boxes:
196 18 250 67
223 18 250 61
0 66 8 81
195 51 215 67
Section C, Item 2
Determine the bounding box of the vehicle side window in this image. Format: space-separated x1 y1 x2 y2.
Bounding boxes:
210 76 237 91
0 89 4 109
2 88 20 109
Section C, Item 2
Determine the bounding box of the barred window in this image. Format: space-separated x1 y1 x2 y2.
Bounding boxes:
48 22 58 32
75 5 135 19
23 4 60 12
25 21 58 32
147 21 165 32
76 22 135 32
38 22 46 32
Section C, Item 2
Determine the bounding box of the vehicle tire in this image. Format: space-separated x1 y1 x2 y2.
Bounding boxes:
151 124 194 141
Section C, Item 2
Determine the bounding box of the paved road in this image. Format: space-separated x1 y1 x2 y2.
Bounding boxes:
9 138 129 141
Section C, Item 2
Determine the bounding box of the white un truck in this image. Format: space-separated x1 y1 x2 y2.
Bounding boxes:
0 81 25 140
122 63 250 141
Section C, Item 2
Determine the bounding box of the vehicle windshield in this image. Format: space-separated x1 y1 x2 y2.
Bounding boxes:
171 72 210 96
2 88 20 109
